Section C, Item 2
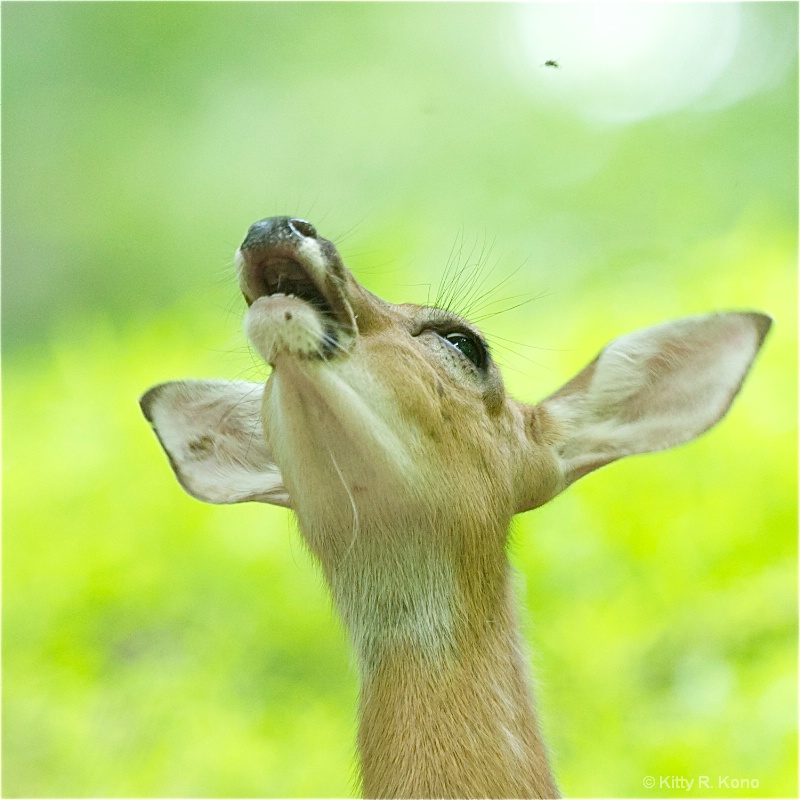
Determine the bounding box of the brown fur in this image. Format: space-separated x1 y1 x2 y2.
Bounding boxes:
358 566 558 799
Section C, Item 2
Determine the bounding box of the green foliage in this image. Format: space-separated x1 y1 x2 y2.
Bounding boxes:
3 3 797 797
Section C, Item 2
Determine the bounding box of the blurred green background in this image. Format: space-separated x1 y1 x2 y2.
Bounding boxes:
3 3 797 797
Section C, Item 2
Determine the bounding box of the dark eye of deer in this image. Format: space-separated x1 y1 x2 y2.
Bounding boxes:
444 332 485 369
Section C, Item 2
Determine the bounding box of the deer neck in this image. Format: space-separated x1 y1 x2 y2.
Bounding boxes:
315 517 559 799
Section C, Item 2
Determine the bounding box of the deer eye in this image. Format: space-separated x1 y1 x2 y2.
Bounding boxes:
444 332 487 370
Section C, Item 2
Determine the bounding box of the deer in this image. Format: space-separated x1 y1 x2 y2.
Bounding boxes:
140 216 770 799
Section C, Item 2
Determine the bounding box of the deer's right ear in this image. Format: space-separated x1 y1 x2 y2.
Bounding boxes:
522 312 770 505
140 379 291 508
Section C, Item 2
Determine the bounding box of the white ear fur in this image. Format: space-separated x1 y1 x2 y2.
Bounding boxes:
140 379 290 507
540 312 771 486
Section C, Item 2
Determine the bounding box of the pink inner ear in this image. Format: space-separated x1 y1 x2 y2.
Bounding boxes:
539 312 770 490
142 379 291 507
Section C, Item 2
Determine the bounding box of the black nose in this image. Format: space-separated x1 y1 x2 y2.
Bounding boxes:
241 217 318 251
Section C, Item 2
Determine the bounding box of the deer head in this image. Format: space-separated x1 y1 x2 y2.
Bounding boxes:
141 217 769 560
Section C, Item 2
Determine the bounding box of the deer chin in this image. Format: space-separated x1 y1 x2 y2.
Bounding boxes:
245 293 328 364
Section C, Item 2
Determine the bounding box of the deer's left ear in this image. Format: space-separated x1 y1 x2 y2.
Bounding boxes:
517 312 771 510
140 379 291 507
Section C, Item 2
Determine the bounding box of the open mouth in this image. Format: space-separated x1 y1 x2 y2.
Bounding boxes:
239 245 342 325
243 252 336 320
236 218 357 357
